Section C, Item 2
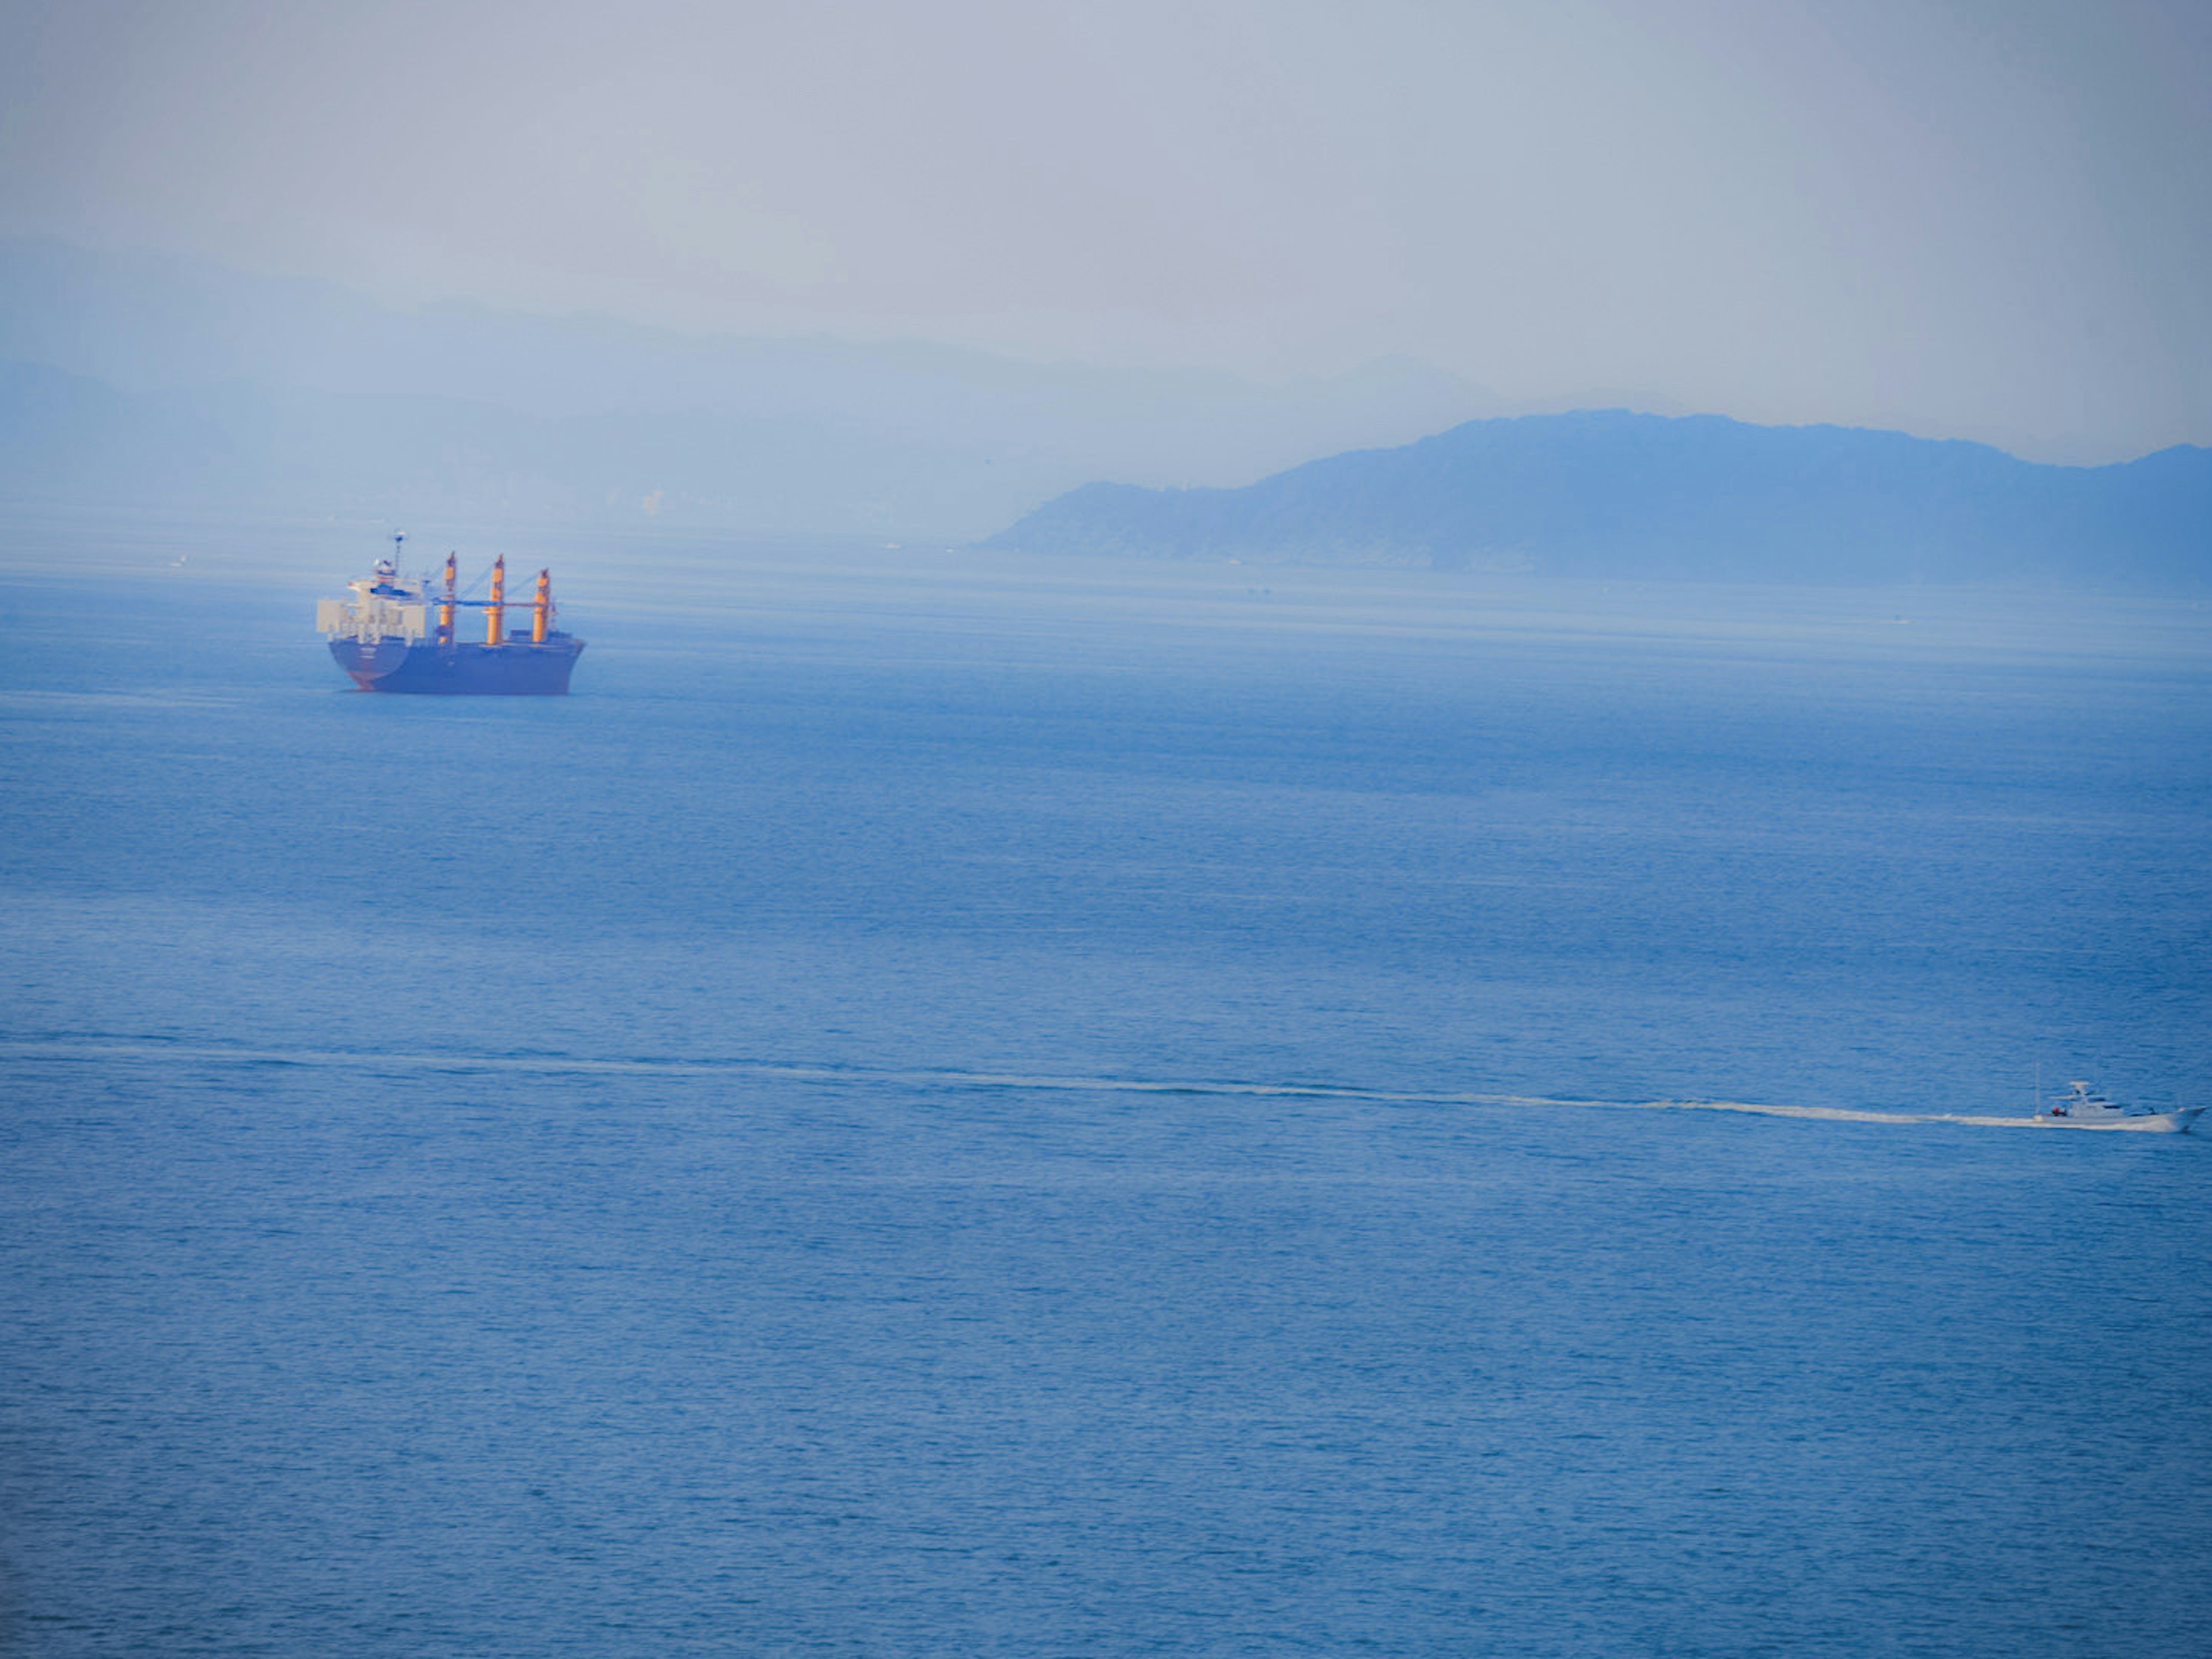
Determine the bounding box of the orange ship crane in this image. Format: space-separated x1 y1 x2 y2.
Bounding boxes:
486 556 506 646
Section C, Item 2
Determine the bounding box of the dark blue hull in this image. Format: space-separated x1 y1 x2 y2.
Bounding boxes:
330 635 584 694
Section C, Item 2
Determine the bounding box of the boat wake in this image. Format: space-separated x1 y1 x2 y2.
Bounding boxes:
5 1036 2196 1131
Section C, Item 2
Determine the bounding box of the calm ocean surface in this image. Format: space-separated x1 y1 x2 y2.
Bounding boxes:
3 529 2209 1656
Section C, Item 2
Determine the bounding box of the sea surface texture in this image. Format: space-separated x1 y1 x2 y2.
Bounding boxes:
3 536 2209 1657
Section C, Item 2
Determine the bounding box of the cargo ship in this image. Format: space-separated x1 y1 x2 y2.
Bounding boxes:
319 537 585 694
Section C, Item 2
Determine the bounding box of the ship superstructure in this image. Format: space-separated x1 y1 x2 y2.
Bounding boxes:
319 536 585 694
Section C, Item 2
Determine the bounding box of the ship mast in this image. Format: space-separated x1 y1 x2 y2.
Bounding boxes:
487 556 506 646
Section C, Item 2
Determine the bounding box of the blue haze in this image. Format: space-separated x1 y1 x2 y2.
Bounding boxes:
0 239 1487 539
2 535 2210 1655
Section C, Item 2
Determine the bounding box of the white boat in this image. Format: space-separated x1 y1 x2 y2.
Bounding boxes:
2034 1080 2203 1133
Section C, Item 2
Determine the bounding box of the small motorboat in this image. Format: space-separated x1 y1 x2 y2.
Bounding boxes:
2035 1081 2203 1133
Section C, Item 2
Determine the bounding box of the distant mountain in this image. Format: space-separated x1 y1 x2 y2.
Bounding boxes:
983 411 2212 586
0 359 1022 533
0 238 1492 539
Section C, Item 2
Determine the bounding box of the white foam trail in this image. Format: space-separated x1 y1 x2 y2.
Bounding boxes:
0 1035 2104 1128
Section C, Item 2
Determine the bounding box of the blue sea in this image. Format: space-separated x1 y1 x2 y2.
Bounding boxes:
3 525 2210 1656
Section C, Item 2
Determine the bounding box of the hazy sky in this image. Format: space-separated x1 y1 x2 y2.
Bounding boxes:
3 0 2207 460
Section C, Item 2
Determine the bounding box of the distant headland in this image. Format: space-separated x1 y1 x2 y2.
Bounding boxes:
982 411 2211 587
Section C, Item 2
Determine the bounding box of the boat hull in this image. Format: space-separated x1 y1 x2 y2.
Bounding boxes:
330 635 584 695
2033 1105 2203 1132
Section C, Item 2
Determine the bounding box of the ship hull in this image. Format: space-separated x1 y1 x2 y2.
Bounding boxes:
330 636 585 694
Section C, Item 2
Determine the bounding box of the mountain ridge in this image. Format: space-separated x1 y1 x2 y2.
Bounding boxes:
982 411 2211 586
